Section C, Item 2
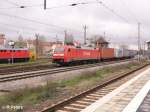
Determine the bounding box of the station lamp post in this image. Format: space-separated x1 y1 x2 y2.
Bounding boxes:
8 41 15 64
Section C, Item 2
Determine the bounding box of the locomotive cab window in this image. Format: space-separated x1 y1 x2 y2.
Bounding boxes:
54 48 64 52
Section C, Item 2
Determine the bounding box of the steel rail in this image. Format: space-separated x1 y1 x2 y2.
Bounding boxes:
0 63 56 75
0 60 131 83
40 63 149 112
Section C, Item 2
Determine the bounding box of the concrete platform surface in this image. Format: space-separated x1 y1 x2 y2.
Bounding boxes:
81 66 150 112
137 90 150 112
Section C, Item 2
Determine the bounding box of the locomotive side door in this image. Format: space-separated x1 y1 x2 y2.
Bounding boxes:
67 48 71 62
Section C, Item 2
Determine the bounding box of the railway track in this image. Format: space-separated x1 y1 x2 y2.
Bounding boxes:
0 60 131 83
0 63 56 75
40 63 149 112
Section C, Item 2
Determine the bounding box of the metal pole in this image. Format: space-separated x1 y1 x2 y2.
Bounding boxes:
11 50 13 64
83 25 87 45
12 46 14 64
138 22 141 61
64 30 67 45
104 32 105 38
35 34 39 60
143 41 146 57
44 0 46 10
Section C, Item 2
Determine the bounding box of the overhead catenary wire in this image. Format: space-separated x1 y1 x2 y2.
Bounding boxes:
0 22 64 35
0 1 96 33
0 1 97 10
4 0 19 6
0 7 19 9
0 22 74 38
0 12 61 28
0 24 32 35
0 20 83 41
1 0 144 42
119 0 139 23
119 0 142 54
96 0 129 23
0 0 136 24
46 1 98 9
4 0 43 8
94 0 144 52
0 24 59 39
1 0 130 24
0 4 43 9
2 0 43 9
0 12 83 34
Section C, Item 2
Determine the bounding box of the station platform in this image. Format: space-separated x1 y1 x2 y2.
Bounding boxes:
81 66 150 112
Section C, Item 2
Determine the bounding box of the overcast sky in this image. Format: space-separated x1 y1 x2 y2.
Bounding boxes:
0 0 150 48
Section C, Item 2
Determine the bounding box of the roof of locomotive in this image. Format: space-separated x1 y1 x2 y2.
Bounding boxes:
63 45 98 50
0 47 28 50
56 45 138 52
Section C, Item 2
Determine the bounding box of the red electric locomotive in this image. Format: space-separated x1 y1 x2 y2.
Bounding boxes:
52 45 115 65
0 48 30 63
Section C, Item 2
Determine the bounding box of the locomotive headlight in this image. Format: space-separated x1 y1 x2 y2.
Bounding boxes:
8 41 15 48
53 54 64 56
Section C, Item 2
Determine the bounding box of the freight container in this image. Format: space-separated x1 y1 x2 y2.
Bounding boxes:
122 49 130 57
114 48 123 58
100 48 114 59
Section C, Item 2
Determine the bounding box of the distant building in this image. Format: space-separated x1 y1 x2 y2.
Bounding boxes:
95 37 109 48
27 39 63 56
147 41 150 50
0 33 6 46
146 41 150 59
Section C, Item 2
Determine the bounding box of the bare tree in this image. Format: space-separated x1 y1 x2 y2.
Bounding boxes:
35 34 46 57
64 32 74 45
15 35 27 48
